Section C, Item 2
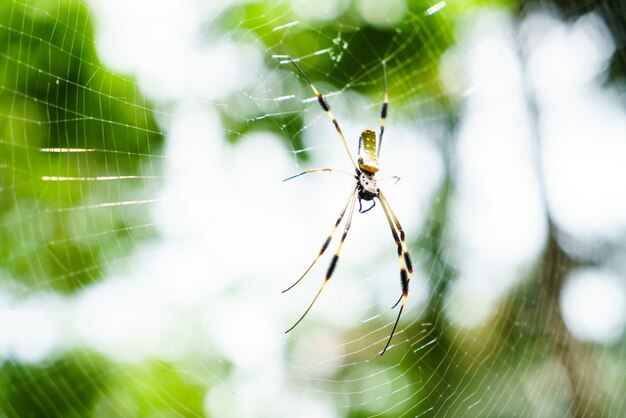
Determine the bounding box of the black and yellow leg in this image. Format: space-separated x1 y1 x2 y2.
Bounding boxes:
282 187 357 293
377 61 388 159
378 193 409 355
381 190 413 310
285 191 358 333
379 191 413 279
287 57 358 171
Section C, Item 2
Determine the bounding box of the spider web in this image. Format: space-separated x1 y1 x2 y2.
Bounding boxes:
1 0 626 417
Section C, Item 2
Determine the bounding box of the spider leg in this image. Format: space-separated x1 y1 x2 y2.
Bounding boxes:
377 175 401 185
285 190 358 333
383 190 412 312
283 168 355 182
383 304 405 356
390 294 403 310
377 60 388 159
282 187 357 293
358 199 376 214
379 191 413 282
378 191 411 355
287 56 358 171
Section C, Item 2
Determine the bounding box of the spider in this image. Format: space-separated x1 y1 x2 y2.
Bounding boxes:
282 56 413 355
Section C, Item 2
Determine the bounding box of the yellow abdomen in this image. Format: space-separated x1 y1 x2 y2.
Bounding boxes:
358 129 379 174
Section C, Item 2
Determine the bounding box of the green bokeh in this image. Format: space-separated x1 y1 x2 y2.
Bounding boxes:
0 0 162 293
2 0 626 417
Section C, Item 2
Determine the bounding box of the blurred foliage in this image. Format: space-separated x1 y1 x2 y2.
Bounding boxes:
0 353 209 418
221 0 525 163
92 360 208 418
222 0 462 158
0 352 109 417
522 0 626 82
1 0 626 417
0 0 162 292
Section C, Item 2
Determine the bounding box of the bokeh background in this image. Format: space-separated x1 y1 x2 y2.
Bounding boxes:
1 0 626 417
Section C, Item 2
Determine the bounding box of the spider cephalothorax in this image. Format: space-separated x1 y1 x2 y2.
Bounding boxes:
357 169 378 202
282 56 413 355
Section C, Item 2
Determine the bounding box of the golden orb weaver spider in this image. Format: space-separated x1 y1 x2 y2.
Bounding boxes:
282 56 413 355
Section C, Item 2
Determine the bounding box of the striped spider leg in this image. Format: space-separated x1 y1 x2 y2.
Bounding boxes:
378 191 413 353
283 56 413 355
284 187 358 333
